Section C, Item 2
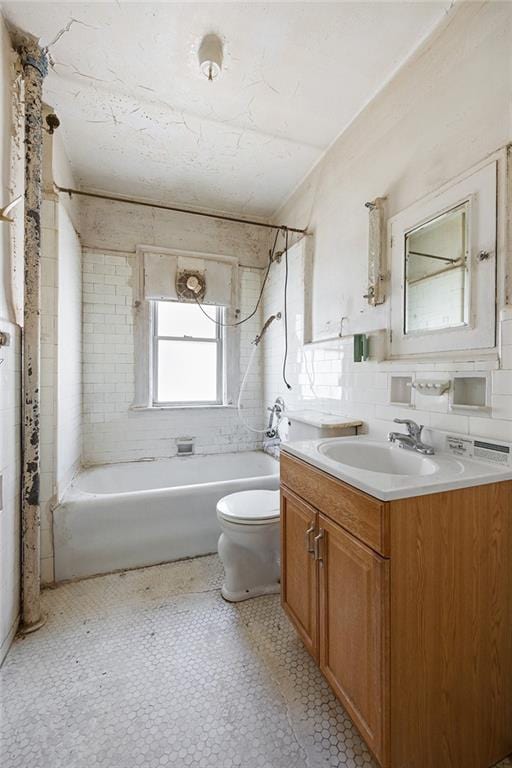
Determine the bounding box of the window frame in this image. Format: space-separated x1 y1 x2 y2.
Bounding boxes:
151 300 225 407
133 245 241 412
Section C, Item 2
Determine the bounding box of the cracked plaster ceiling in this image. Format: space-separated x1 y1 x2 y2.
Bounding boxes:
3 2 452 218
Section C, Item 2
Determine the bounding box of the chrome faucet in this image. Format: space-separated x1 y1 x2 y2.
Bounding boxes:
387 418 434 455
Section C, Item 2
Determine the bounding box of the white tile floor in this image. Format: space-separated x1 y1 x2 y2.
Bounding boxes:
1 555 511 768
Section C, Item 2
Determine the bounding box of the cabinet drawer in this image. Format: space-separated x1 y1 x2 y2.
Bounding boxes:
281 452 389 556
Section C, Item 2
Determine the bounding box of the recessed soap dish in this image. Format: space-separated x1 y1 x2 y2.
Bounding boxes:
176 437 195 456
450 374 490 412
390 376 413 406
412 379 451 397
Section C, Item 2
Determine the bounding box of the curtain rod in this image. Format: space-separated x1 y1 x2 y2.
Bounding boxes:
55 185 308 235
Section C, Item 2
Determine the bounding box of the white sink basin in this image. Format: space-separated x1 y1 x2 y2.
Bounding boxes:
318 439 438 476
282 435 512 501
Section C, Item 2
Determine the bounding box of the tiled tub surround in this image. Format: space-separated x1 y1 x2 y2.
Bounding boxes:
53 451 279 581
82 251 267 465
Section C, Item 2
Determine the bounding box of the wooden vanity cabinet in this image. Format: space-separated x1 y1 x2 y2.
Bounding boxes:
280 459 390 765
280 452 512 768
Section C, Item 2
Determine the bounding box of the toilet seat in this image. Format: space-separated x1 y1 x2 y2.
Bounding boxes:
217 490 280 525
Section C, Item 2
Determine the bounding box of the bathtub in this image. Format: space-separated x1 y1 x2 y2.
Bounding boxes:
53 451 279 582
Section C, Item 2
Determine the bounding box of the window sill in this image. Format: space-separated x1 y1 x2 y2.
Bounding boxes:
130 404 236 412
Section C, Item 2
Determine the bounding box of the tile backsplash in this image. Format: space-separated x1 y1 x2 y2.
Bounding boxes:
263 249 512 446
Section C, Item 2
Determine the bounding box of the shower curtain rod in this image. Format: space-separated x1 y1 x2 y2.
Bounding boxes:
55 185 308 235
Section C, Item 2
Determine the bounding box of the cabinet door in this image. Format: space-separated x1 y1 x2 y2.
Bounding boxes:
318 514 389 767
280 488 319 659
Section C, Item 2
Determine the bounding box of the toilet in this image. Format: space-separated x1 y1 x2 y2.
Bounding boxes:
217 489 280 602
216 410 361 602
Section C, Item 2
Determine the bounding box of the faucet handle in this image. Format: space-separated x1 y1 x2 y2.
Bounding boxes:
393 418 423 437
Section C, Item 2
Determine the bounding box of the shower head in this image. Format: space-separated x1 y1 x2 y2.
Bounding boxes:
253 312 281 346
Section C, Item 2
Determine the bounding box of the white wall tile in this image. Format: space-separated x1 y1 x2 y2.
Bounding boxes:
501 320 512 347
492 370 512 395
262 243 512 444
500 344 512 370
82 253 266 464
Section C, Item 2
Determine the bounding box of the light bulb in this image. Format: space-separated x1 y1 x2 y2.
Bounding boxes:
198 34 223 82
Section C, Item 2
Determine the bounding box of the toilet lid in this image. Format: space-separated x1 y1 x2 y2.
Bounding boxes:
217 490 280 525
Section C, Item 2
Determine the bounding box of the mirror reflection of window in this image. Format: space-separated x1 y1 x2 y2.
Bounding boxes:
404 202 469 335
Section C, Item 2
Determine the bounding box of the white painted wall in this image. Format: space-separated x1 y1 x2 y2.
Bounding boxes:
39 139 82 585
264 2 512 445
0 18 22 664
79 196 270 268
274 2 511 338
56 203 81 495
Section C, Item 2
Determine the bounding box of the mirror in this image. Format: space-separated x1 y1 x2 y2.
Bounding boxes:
404 202 469 334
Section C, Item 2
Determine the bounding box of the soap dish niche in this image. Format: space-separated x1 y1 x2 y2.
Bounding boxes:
450 374 490 413
390 376 413 406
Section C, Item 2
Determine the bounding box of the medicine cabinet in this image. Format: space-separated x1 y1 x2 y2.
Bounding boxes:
389 160 497 358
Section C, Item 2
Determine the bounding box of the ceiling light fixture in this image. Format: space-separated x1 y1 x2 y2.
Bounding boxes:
198 33 223 81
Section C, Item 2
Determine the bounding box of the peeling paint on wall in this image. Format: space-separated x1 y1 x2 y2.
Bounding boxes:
9 25 48 630
78 196 270 269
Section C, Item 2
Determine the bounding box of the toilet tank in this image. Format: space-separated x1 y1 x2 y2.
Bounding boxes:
284 410 362 442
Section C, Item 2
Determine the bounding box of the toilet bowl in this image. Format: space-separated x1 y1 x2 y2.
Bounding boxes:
216 410 359 602
217 489 280 602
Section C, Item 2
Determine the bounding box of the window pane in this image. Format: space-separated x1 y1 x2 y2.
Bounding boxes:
156 340 218 403
156 301 218 338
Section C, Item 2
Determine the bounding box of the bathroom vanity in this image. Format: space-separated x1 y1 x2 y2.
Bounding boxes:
280 438 512 768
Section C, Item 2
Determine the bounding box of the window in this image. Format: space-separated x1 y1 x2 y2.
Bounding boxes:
153 301 223 405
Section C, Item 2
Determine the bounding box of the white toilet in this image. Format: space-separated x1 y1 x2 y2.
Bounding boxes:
216 410 361 602
217 489 280 602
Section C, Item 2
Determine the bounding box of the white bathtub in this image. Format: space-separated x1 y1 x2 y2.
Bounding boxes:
53 451 279 582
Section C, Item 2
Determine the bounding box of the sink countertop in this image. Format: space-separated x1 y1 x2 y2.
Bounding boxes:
281 436 512 501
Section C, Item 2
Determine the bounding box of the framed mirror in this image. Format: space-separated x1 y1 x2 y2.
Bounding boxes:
404 202 469 335
390 159 497 358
